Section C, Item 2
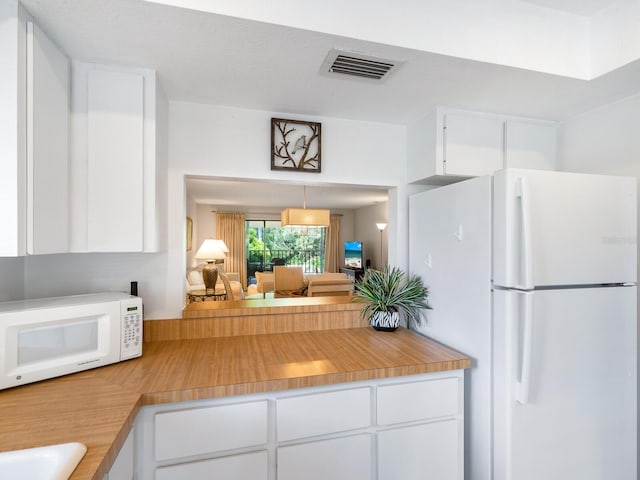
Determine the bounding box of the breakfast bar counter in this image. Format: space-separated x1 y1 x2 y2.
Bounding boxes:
0 312 469 480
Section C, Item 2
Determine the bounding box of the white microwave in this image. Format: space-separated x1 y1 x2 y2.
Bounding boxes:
0 292 142 390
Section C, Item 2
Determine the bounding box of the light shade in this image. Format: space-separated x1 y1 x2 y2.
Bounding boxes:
195 239 227 261
215 239 230 254
376 222 387 231
281 208 330 227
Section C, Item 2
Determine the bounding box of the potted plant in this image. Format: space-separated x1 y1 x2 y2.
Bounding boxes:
352 265 431 331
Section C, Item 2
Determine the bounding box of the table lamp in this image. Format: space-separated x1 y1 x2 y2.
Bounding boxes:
195 239 227 292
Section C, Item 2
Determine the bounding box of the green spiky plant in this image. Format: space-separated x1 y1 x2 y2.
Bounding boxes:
352 265 432 328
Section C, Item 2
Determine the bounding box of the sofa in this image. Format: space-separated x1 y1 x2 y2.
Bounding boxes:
306 273 354 297
246 269 353 298
249 271 275 296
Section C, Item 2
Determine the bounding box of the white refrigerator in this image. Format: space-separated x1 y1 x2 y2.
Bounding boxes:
409 168 637 480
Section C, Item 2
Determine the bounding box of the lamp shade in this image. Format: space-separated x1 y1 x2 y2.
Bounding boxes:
195 239 227 261
215 239 229 254
376 223 387 231
281 208 330 227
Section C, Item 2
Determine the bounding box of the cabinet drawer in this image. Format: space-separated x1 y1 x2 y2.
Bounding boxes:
277 434 373 480
155 401 267 461
277 387 371 442
155 450 268 480
377 377 459 425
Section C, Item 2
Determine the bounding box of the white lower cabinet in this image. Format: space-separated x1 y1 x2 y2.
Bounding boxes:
278 434 373 480
135 371 464 480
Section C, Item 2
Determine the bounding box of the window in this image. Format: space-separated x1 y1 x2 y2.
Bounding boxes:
246 220 326 281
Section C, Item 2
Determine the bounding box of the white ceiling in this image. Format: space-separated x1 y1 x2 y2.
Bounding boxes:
186 178 389 211
18 0 640 210
521 0 620 15
21 0 640 126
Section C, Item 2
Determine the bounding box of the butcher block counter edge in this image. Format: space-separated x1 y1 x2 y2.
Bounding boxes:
0 327 470 480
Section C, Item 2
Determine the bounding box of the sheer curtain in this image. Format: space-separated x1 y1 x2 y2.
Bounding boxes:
324 214 341 273
216 212 247 287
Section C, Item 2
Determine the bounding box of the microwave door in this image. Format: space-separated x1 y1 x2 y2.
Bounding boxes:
18 318 100 366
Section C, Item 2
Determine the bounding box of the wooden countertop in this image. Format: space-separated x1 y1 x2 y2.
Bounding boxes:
0 327 469 480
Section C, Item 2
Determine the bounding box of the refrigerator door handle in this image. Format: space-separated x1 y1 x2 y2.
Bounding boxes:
516 291 534 404
515 176 534 290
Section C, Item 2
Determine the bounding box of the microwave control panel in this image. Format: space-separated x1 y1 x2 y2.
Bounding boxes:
121 298 143 359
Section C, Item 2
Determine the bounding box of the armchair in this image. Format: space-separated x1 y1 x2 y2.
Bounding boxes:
186 264 242 296
273 266 306 297
219 272 245 300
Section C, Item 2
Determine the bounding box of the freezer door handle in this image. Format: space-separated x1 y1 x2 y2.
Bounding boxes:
515 177 534 290
516 291 534 404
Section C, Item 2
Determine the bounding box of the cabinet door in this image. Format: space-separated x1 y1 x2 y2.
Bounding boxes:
27 21 69 254
86 69 144 252
105 428 134 480
0 8 69 257
277 434 373 480
444 112 503 177
504 120 556 170
155 451 268 480
378 420 461 480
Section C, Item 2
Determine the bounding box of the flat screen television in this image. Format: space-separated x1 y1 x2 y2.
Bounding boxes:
344 241 363 269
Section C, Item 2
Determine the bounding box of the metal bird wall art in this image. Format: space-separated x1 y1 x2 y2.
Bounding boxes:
271 118 322 172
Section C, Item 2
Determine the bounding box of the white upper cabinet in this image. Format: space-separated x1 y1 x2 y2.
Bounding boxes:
504 119 557 170
0 2 70 257
444 111 504 177
407 107 557 186
70 61 167 252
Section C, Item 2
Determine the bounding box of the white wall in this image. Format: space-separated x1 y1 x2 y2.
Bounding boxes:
186 194 197 267
170 102 404 184
354 202 389 269
194 203 217 262
590 2 640 79
166 101 406 317
559 93 640 175
24 252 169 305
0 257 24 301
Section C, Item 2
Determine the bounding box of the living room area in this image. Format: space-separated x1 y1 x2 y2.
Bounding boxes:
184 179 390 305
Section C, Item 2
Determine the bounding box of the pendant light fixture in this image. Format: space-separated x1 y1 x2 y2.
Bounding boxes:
281 186 330 227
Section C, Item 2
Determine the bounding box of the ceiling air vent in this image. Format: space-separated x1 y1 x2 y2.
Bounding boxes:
321 49 401 82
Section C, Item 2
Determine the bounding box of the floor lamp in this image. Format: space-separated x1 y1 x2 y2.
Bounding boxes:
376 223 387 269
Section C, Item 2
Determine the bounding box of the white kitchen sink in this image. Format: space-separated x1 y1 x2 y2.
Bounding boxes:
0 442 87 480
